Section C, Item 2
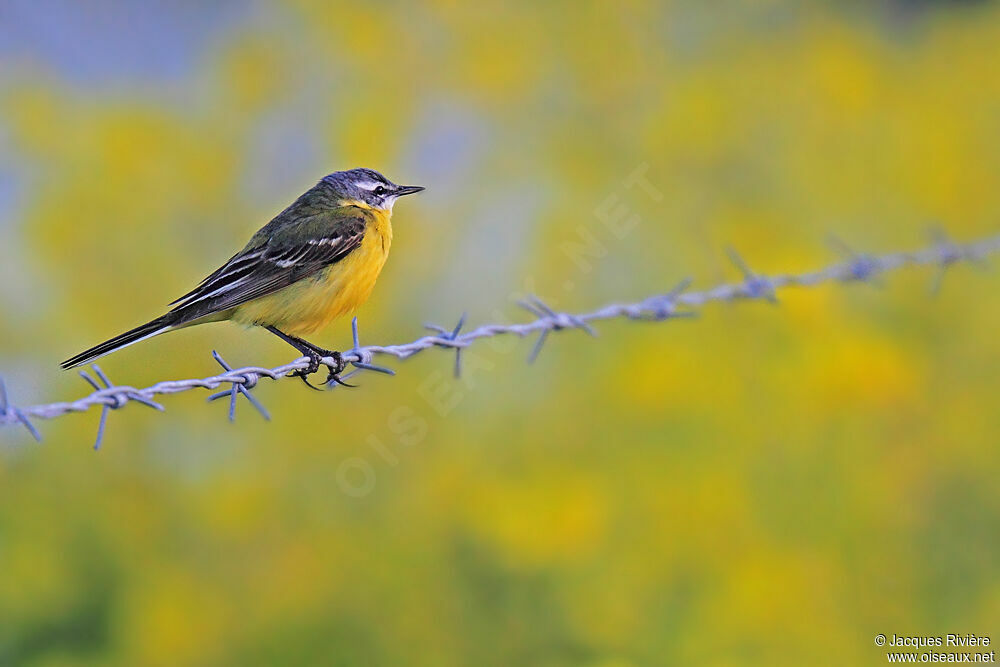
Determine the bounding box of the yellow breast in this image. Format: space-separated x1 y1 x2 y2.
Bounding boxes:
232 207 393 335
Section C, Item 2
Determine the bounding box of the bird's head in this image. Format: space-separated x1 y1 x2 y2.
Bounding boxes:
322 168 424 212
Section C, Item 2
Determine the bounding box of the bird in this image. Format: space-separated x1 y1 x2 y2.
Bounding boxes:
61 168 424 387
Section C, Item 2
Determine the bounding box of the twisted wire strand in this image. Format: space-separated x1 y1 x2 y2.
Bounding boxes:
1 231 998 445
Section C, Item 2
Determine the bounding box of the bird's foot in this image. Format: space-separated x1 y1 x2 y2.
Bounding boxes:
289 349 324 391
323 350 355 388
288 348 354 390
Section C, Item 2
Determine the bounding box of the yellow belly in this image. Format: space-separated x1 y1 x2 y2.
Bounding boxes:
230 211 392 336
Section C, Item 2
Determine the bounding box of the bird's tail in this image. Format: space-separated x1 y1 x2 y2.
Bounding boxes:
61 316 175 370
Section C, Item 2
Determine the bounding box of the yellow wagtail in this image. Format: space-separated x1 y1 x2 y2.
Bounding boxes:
62 168 424 386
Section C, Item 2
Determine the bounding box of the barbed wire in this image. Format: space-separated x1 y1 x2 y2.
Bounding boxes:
1 230 997 448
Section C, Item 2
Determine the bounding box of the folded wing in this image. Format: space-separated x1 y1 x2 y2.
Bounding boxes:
169 212 367 320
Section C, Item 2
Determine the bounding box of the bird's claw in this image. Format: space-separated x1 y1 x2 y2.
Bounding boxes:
288 349 353 390
324 351 355 388
289 350 324 391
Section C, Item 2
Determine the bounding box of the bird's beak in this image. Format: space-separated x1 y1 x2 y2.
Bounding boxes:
394 185 425 197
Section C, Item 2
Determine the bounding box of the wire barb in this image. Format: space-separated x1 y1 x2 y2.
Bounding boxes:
633 277 697 321
828 234 884 285
1 231 998 443
327 317 396 389
0 375 41 442
519 295 598 364
726 247 778 303
925 226 985 295
78 365 163 449
206 351 271 422
425 313 467 377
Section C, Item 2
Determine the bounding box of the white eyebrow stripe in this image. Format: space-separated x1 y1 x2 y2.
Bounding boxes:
354 181 382 191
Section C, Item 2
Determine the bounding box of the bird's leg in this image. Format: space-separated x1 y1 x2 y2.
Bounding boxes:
269 329 324 391
265 326 351 390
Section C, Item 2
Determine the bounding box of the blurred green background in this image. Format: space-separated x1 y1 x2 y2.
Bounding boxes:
1 1 999 665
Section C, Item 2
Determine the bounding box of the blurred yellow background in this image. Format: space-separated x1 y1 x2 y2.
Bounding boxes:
1 1 999 664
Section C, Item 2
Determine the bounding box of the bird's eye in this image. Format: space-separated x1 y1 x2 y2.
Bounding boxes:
373 185 387 196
